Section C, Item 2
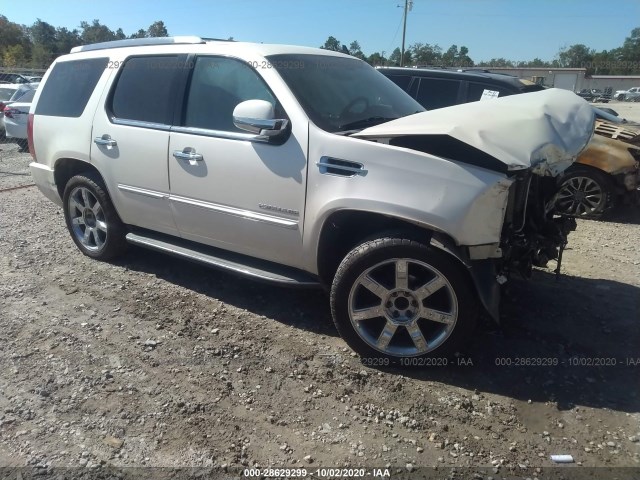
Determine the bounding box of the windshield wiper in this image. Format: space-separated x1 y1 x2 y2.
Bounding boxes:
338 116 398 131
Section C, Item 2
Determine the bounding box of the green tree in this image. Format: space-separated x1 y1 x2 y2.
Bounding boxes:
410 43 441 65
147 21 168 37
80 20 118 44
476 58 514 67
348 40 366 60
618 27 640 74
130 29 148 39
3 44 27 67
441 44 458 66
557 44 594 68
458 46 473 67
519 57 550 68
55 27 81 55
320 36 342 52
367 52 385 66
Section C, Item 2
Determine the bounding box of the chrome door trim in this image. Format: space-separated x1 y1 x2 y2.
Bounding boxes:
171 195 298 229
117 184 169 199
171 125 270 143
111 117 172 131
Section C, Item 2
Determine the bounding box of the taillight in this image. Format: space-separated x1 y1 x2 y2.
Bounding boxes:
27 113 36 161
3 106 13 118
0 102 5 111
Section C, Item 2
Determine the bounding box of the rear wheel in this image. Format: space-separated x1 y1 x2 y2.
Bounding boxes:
62 173 128 260
555 168 614 217
330 236 478 364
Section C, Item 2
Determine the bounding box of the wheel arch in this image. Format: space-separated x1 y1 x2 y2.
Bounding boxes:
54 158 109 200
315 209 500 321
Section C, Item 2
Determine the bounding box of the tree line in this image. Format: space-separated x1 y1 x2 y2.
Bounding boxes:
321 29 640 75
1 14 638 76
0 16 168 68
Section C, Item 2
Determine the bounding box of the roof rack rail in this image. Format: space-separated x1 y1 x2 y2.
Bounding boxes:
70 36 206 53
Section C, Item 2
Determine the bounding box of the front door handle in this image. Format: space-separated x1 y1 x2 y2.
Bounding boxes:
173 147 204 162
94 134 117 147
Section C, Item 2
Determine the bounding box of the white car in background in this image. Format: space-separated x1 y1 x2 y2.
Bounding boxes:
0 84 36 141
614 87 640 101
3 87 36 151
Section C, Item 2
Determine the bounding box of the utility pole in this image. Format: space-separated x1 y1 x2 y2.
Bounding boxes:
400 0 413 67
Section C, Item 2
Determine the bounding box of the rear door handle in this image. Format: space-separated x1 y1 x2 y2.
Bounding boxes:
173 147 203 162
94 134 117 147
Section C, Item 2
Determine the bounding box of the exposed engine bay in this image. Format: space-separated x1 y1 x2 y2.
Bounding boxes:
501 172 577 280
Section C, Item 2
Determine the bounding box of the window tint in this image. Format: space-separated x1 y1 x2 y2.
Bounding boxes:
386 74 412 92
111 56 182 125
183 57 276 132
35 58 107 117
416 78 461 110
467 82 512 102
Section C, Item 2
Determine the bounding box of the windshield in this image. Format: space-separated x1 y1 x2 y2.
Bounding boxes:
267 54 424 133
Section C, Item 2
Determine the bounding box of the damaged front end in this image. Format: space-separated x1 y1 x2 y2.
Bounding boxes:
357 89 595 319
500 171 577 280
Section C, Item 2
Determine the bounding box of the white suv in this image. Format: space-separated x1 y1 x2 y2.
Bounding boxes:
28 37 594 363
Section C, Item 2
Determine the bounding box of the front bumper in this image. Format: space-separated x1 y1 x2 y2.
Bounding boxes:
29 162 62 207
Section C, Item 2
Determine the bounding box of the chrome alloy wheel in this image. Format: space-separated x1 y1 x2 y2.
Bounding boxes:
68 186 108 251
347 258 458 357
556 176 605 216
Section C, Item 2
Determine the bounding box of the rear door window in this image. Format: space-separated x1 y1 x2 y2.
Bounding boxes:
416 78 461 109
35 58 108 117
110 56 184 125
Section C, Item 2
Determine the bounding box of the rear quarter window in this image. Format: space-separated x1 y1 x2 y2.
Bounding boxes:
35 57 108 117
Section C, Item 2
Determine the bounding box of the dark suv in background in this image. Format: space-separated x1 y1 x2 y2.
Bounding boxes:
380 67 640 217
378 67 545 110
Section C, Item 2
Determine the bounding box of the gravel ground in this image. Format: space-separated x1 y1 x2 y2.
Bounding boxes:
0 141 639 478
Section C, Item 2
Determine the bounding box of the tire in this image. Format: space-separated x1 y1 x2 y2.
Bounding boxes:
330 236 478 364
62 172 128 260
555 167 614 217
17 139 28 152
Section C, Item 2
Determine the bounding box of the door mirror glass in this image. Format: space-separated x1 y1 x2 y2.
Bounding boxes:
233 99 288 137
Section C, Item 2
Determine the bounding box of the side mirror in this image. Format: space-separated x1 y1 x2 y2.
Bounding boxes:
233 100 288 137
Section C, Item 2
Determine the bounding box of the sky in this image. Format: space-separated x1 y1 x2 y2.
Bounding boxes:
1 0 639 62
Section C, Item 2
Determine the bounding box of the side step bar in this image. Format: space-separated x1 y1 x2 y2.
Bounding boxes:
126 231 321 288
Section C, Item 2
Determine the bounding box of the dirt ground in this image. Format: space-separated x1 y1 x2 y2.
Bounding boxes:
0 131 639 479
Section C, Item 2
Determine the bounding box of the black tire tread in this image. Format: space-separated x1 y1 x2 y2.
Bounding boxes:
62 172 128 260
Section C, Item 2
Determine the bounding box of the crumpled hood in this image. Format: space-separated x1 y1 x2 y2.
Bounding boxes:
355 88 595 176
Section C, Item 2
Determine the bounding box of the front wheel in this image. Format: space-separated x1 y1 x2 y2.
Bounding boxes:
62 172 128 260
555 168 614 217
330 236 478 363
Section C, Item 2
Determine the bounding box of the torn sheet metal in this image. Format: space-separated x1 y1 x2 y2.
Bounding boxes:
578 134 640 175
356 88 595 176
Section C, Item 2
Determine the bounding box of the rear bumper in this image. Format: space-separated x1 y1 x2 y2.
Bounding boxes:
29 162 62 207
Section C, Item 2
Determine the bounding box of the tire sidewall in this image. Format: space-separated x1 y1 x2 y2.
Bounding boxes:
331 239 478 364
62 174 126 260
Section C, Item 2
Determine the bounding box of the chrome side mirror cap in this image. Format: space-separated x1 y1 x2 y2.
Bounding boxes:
233 100 288 137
